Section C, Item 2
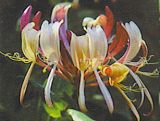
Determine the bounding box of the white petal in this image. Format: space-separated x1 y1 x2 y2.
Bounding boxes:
78 71 87 112
86 25 108 68
94 68 114 113
122 21 143 62
40 20 62 64
82 17 94 27
44 65 57 107
70 32 89 70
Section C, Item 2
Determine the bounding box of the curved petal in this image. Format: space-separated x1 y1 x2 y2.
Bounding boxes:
22 22 39 61
20 5 32 31
32 11 42 30
78 71 87 112
51 3 71 55
82 17 95 28
119 21 144 63
70 32 89 70
108 22 129 58
40 20 62 64
94 68 114 113
97 6 114 39
87 25 108 68
20 62 35 105
45 65 57 107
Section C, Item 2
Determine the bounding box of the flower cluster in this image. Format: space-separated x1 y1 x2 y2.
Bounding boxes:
1 2 159 121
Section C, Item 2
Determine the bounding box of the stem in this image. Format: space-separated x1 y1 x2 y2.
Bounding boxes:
20 62 35 105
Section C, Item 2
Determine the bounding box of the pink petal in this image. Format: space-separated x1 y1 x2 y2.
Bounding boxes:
20 5 32 31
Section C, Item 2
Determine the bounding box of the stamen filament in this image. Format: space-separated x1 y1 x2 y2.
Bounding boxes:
137 69 159 78
115 86 140 121
129 68 153 113
129 68 144 108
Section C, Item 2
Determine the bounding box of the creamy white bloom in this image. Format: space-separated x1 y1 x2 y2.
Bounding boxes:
71 25 114 113
22 22 39 62
20 22 39 105
39 20 62 107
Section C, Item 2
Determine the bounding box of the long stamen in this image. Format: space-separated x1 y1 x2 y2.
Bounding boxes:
129 68 153 113
115 86 140 121
20 62 35 105
93 68 114 113
139 80 153 116
137 69 159 78
129 68 144 108
44 64 57 107
78 71 87 112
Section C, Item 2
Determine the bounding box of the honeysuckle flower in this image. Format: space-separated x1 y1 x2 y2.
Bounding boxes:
19 5 41 105
89 61 154 121
115 22 154 111
51 3 71 55
117 22 159 77
70 24 114 113
100 62 140 121
39 20 63 107
50 3 78 81
83 10 155 119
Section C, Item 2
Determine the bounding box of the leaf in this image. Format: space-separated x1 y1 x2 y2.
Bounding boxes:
53 76 74 98
67 109 95 121
43 100 68 118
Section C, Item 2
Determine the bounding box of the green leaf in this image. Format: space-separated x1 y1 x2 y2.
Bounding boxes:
53 76 74 98
67 109 95 121
43 100 68 119
44 103 61 118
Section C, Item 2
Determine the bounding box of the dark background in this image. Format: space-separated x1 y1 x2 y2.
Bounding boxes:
0 0 159 121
